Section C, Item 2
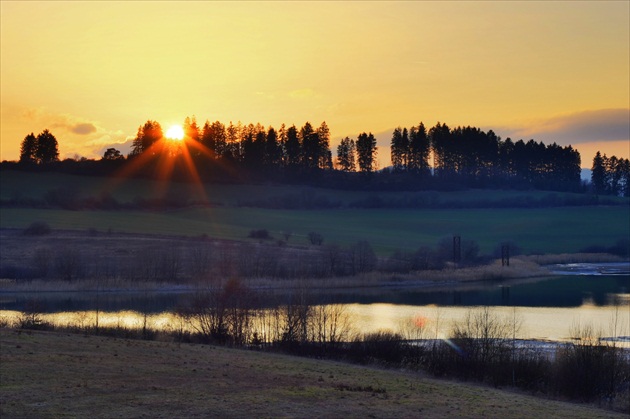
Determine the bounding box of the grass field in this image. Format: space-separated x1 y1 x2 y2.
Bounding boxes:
3 170 627 207
1 205 628 255
1 170 628 255
1 329 625 418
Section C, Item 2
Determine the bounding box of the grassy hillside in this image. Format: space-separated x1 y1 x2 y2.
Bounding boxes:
1 205 628 255
1 170 628 255
3 170 627 207
1 329 624 418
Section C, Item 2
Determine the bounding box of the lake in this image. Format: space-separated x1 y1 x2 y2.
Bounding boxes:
1 263 628 345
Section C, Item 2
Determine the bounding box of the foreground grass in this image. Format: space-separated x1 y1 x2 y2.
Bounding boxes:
0 329 625 418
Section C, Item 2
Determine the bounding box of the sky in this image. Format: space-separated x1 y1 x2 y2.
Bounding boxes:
1 1 629 168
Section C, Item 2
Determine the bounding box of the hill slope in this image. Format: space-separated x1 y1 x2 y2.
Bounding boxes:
1 329 625 418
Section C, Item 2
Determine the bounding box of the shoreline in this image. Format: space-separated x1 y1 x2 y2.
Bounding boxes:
1 258 627 295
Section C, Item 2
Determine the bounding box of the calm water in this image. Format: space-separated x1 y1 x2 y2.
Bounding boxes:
1 264 629 343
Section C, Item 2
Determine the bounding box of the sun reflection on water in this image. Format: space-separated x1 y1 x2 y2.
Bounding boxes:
1 302 628 348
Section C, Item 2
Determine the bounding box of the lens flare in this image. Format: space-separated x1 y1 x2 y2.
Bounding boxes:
165 125 184 141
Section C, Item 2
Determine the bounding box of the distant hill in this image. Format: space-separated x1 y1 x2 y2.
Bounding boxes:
581 168 592 182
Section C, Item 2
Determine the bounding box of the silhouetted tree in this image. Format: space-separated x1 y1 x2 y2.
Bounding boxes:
102 148 124 161
429 122 452 178
620 161 630 197
183 116 200 143
241 123 266 169
300 122 319 170
336 137 356 172
206 120 228 158
130 120 163 156
498 137 515 178
284 125 301 169
591 151 607 195
390 127 406 172
619 158 630 197
591 152 630 197
350 240 377 274
19 133 37 164
264 126 282 168
35 129 59 164
408 122 430 175
225 121 241 161
356 132 377 173
607 155 621 196
316 122 333 170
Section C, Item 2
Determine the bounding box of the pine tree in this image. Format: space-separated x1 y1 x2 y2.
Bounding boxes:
130 121 163 156
35 129 59 164
316 122 332 170
408 122 430 175
19 132 37 164
356 132 377 173
284 125 301 168
336 137 356 172
591 151 607 195
390 127 404 172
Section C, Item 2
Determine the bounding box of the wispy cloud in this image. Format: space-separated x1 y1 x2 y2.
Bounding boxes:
71 123 97 135
288 88 315 99
493 108 630 146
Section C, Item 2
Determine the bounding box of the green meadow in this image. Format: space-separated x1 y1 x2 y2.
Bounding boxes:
2 170 629 255
3 170 626 207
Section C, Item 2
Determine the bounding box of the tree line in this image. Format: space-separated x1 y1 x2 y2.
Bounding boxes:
590 151 630 197
14 116 617 194
18 130 59 165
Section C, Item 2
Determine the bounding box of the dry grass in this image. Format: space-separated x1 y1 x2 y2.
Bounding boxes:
522 253 626 265
1 328 626 419
1 228 624 294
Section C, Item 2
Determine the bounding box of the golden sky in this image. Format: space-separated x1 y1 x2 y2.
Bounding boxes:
1 1 628 167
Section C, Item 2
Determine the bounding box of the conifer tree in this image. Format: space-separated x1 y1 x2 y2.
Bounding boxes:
19 132 37 164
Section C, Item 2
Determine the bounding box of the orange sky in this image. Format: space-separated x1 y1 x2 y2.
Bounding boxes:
1 1 628 167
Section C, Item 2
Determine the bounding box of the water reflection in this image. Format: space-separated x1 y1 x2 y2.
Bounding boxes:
2 302 628 346
1 274 628 345
1 275 627 314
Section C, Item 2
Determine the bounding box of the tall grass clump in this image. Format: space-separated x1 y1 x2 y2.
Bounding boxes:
552 322 630 407
23 221 51 236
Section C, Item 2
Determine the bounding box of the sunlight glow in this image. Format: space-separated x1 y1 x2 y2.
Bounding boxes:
165 125 184 141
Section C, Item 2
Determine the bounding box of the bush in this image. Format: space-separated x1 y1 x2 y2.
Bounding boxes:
44 186 81 210
248 229 271 240
53 247 83 280
552 324 630 402
308 232 324 245
23 221 51 236
349 331 405 364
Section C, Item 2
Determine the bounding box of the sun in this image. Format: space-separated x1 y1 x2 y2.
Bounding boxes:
165 124 184 141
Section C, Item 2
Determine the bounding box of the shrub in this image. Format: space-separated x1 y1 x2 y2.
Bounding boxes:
44 186 81 210
23 221 51 236
308 232 324 245
18 299 50 330
349 331 405 365
552 323 630 403
350 240 377 274
53 247 83 280
248 229 271 240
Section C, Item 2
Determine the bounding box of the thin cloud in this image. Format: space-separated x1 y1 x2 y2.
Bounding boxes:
494 109 630 146
288 88 315 99
71 123 97 135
